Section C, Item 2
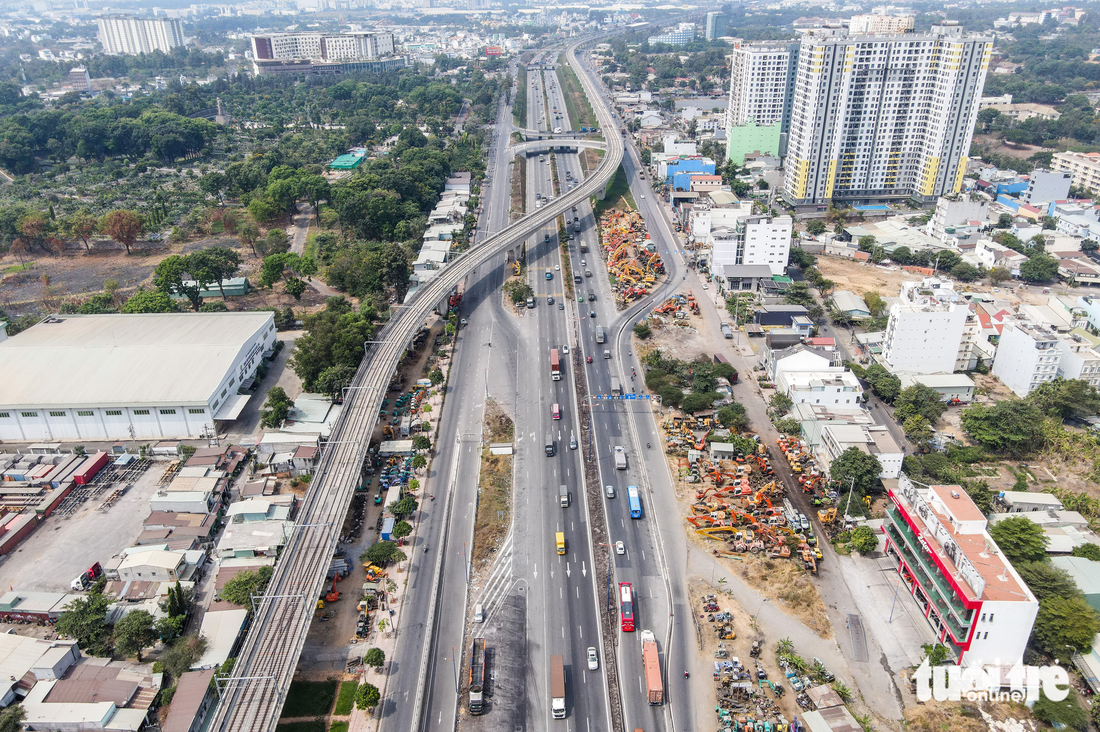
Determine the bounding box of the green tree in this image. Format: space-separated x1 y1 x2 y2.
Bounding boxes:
122 288 177 314
805 220 826 237
361 541 406 566
196 247 242 300
903 415 934 453
682 392 715 414
411 454 427 470
363 647 386 669
260 386 295 428
62 210 99 251
316 365 357 401
1033 688 1088 732
1020 252 1060 282
1027 378 1100 421
392 520 413 540
0 706 24 732
113 610 157 661
220 566 274 612
634 322 652 339
285 277 306 300
156 615 185 644
56 588 111 652
1071 544 1100 561
949 262 982 282
894 384 948 424
997 213 1014 229
355 682 381 710
1015 561 1083 601
260 229 290 256
989 515 1050 563
862 364 901 403
717 403 748 431
154 254 207 311
849 526 878 553
99 210 143 255
160 635 207 680
289 297 376 392
863 291 886 316
960 400 1045 456
1032 595 1100 662
830 447 883 497
388 496 418 519
428 368 444 386
413 435 431 451
768 392 793 416
238 223 260 257
989 266 1011 284
259 253 288 289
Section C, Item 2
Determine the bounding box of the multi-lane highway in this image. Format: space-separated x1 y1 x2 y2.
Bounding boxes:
208 38 622 732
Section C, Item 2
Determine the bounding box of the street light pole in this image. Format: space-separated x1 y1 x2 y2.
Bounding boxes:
843 476 857 523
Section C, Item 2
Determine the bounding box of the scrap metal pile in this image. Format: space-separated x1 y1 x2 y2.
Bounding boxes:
700 593 802 732
598 210 665 306
650 292 700 325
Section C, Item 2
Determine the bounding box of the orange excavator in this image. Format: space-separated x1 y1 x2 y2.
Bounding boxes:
325 576 341 603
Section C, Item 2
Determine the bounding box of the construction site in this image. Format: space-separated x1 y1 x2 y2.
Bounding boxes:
596 209 667 308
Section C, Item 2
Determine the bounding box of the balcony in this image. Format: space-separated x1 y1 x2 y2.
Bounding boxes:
886 510 974 634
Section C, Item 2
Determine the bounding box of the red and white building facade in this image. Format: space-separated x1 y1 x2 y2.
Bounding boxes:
884 475 1038 667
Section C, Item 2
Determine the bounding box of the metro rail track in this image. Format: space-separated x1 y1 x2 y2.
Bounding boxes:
208 37 622 732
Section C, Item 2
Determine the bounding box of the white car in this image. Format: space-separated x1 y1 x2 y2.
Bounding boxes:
587 647 599 670
641 194 646 199
615 541 625 555
555 264 560 270
562 345 570 354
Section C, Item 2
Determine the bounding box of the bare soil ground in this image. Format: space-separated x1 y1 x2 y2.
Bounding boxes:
472 399 514 570
973 134 1050 160
511 154 525 222
639 301 710 359
814 258 912 300
902 699 1038 732
0 237 333 316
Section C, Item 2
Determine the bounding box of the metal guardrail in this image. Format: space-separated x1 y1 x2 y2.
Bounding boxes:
207 37 623 732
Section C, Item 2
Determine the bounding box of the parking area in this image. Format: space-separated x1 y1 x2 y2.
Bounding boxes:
0 463 162 592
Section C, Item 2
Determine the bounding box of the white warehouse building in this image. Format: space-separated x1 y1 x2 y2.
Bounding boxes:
0 312 276 441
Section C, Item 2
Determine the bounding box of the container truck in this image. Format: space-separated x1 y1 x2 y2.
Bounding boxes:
550 348 561 381
550 655 566 718
595 326 605 343
614 446 627 470
641 630 663 705
469 638 486 715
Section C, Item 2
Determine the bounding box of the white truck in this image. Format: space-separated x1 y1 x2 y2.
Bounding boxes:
614 446 627 470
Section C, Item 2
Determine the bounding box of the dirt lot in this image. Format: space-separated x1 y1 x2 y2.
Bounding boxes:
902 699 1039 732
973 134 1050 161
638 297 711 359
472 399 514 570
0 237 330 315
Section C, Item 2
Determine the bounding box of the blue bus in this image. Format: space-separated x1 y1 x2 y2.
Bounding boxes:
627 486 641 519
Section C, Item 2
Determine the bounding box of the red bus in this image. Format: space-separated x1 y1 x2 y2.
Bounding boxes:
619 582 635 632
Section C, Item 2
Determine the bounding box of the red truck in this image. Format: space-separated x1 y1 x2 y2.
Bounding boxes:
550 348 561 381
641 629 663 705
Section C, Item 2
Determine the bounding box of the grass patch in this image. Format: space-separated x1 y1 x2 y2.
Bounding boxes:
592 163 636 220
510 154 526 221
329 722 350 732
556 64 596 131
333 681 358 716
276 722 327 732
513 65 527 127
473 400 514 570
280 679 338 719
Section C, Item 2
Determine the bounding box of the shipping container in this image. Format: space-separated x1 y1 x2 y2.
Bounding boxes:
73 452 109 486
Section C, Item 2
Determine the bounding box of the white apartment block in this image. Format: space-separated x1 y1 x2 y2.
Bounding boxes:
726 42 798 128
882 278 971 375
992 321 1061 397
778 370 863 408
1056 334 1100 388
708 214 792 276
849 13 915 34
97 16 184 55
1053 151 1100 195
929 196 989 243
783 25 993 207
251 31 395 62
819 423 903 478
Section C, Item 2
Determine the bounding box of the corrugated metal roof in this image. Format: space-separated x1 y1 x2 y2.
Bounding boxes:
0 313 272 409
